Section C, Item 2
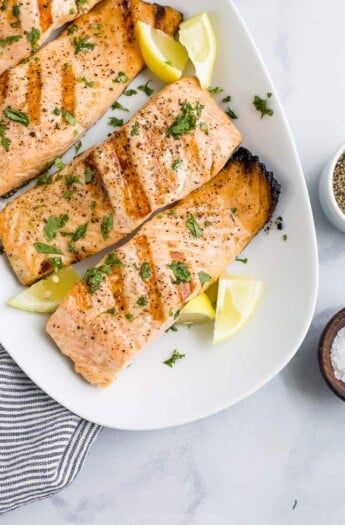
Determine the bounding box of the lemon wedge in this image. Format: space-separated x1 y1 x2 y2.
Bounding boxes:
7 267 80 313
179 12 216 89
205 281 218 307
213 275 263 345
177 292 215 325
136 21 188 84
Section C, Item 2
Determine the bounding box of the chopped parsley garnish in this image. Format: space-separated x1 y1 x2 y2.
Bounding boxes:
73 36 95 54
83 253 125 293
124 89 137 96
163 349 185 368
137 81 154 96
130 122 139 136
167 209 176 217
62 109 76 126
84 166 93 183
282 234 288 241
33 242 62 254
226 107 238 120
25 27 40 52
125 313 134 321
54 157 65 170
91 23 102 30
44 214 69 241
114 71 129 83
67 243 77 253
78 76 95 87
208 86 223 94
69 6 75 13
0 120 10 151
222 95 231 103
172 159 183 171
165 324 178 333
12 4 20 15
186 212 203 238
199 122 209 134
204 220 212 227
48 257 62 273
67 24 78 34
253 93 273 118
63 189 74 200
167 261 191 284
198 271 211 284
53 107 61 115
168 101 204 139
103 308 117 315
111 101 129 112
136 295 148 306
36 172 52 186
236 257 248 264
3 107 29 126
0 2 7 10
66 174 80 187
75 141 82 154
108 116 124 128
72 223 88 242
83 267 103 293
0 35 22 47
140 262 152 280
101 214 113 239
231 207 237 214
91 200 96 210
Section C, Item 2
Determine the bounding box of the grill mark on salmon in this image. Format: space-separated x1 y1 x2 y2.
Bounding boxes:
46 148 280 387
0 78 241 285
27 62 42 125
61 63 75 117
109 264 129 315
154 4 166 27
169 249 194 302
38 0 53 33
0 70 9 105
134 235 165 322
0 0 183 196
109 136 152 219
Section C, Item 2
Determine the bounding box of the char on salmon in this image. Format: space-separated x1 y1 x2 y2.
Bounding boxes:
0 0 183 196
0 77 242 285
46 147 281 387
0 0 101 75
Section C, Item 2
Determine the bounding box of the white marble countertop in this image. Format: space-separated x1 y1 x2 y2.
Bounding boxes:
3 0 345 523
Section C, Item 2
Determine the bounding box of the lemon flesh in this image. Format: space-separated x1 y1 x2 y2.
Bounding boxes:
7 267 80 313
213 275 264 345
177 293 215 325
179 12 216 89
136 21 188 84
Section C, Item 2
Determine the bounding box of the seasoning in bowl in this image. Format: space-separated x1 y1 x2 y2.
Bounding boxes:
330 326 345 382
333 153 345 214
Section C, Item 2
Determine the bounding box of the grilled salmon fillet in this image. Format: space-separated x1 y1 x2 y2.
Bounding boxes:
0 0 183 196
0 77 242 285
0 0 101 75
46 148 281 387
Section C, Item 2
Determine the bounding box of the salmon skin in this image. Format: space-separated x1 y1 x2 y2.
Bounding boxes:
0 77 242 285
0 0 101 75
0 0 183 196
46 148 281 387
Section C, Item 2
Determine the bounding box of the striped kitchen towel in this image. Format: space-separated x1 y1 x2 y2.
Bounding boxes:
0 345 101 514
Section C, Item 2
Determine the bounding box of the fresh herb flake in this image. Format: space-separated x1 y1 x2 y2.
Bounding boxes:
124 89 137 96
3 107 29 126
84 166 93 183
208 86 223 94
78 76 95 87
130 122 139 136
164 349 185 368
73 36 95 54
236 257 248 264
108 116 123 128
172 159 183 171
168 101 204 139
198 271 211 284
111 101 129 112
48 257 62 273
139 262 152 281
75 140 82 154
25 27 40 51
44 214 69 241
136 295 148 306
71 223 88 242
0 35 22 47
33 242 62 254
114 71 129 83
62 109 76 126
137 80 154 96
101 214 113 239
253 93 274 118
226 107 238 120
167 261 191 284
186 212 203 238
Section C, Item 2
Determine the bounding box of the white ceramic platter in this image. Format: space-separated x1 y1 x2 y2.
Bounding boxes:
0 0 318 429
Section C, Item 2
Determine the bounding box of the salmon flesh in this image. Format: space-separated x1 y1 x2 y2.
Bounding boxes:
46 147 281 387
0 0 101 75
0 0 183 196
0 77 242 285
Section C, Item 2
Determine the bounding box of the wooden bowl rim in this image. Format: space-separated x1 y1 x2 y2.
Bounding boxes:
319 307 345 401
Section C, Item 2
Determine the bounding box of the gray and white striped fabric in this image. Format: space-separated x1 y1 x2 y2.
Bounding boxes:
0 345 101 514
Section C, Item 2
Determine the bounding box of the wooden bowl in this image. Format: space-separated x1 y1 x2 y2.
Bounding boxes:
319 308 345 401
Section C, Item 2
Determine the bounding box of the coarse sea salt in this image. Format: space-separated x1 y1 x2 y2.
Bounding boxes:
331 326 345 382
